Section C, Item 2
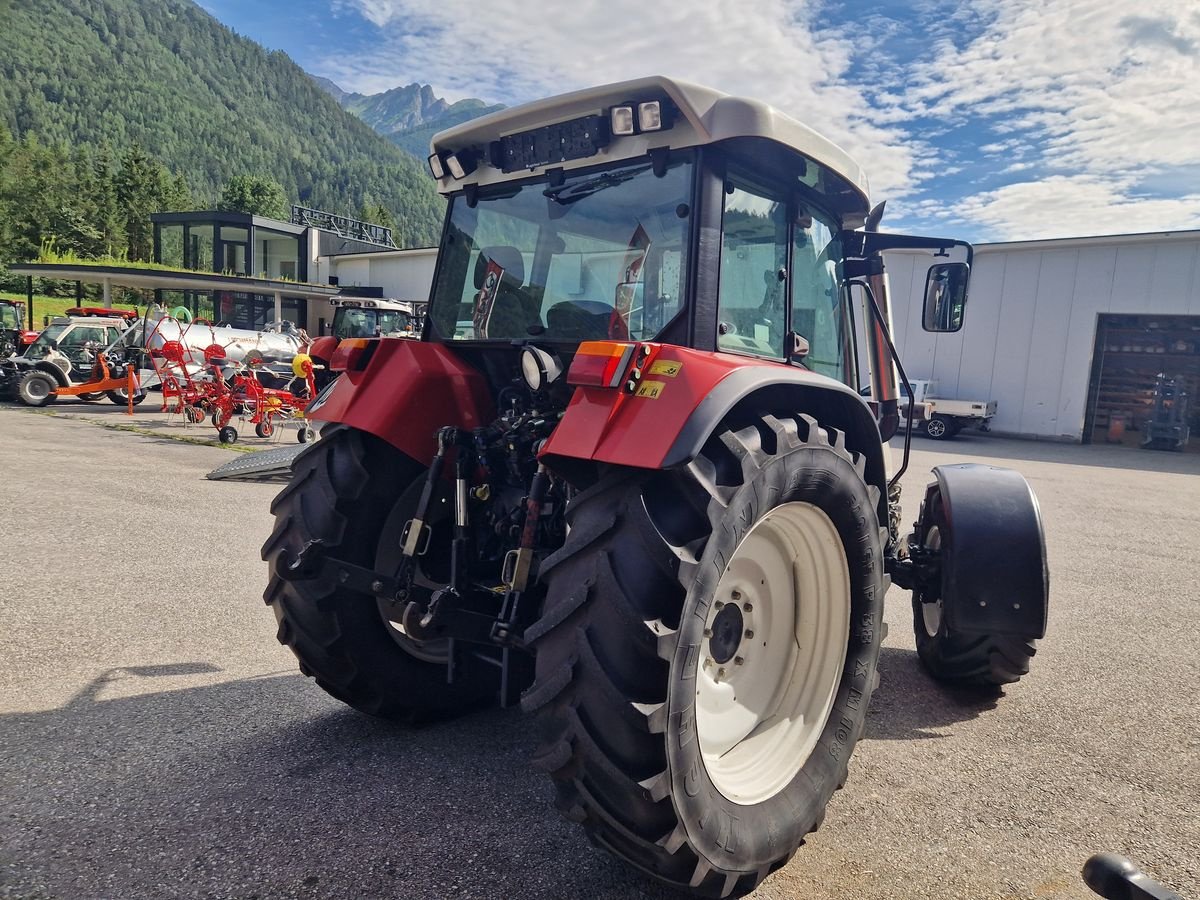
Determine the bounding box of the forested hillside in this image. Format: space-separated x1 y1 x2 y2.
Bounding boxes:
0 0 445 248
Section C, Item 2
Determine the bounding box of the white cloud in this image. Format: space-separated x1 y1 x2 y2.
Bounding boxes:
950 176 1200 241
905 2 1200 174
316 0 1200 240
319 0 926 200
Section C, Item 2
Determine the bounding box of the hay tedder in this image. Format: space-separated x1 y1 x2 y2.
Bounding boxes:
140 310 317 443
262 77 1051 897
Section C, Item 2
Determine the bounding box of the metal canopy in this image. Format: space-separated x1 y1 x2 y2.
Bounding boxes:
10 264 340 300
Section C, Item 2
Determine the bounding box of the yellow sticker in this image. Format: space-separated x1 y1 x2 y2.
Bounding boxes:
635 380 667 399
648 359 682 377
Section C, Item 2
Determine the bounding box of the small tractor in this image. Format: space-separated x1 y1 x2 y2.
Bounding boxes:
0 298 38 359
0 314 144 407
263 77 1049 897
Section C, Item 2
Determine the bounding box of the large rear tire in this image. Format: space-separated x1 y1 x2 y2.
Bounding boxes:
912 488 1037 686
261 424 496 720
524 413 885 897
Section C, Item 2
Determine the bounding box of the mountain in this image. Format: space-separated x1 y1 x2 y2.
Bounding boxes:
0 0 445 248
314 78 504 159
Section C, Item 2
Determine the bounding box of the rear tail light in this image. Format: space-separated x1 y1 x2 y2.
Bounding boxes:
567 341 635 387
329 338 377 372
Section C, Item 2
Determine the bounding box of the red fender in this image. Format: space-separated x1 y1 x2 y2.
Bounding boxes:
307 335 339 363
540 345 768 469
540 342 874 471
305 338 495 464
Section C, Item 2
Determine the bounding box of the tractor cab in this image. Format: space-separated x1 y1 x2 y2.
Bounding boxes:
328 297 417 340
0 299 36 358
412 78 970 451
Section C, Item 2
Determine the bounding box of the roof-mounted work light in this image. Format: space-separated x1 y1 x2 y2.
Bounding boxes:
446 150 478 179
637 101 663 132
610 106 635 136
427 153 446 179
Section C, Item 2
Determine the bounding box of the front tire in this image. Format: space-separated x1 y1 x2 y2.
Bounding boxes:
18 371 57 407
261 425 496 720
912 488 1037 686
524 413 885 897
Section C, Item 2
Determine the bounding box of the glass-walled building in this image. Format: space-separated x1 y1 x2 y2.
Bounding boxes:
151 211 309 330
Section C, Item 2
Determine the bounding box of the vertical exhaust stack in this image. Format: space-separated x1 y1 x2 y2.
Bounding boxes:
865 201 900 441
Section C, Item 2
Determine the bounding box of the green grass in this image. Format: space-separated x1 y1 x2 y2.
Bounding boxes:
38 239 327 286
1 291 141 325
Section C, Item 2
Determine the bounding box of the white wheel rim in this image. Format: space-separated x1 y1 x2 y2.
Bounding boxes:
695 501 851 806
27 378 50 400
921 526 943 637
927 419 946 437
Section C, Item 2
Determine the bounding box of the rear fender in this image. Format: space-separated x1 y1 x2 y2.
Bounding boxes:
925 464 1049 637
540 345 886 511
304 339 494 465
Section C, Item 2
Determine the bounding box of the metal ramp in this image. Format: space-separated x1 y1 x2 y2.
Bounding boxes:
206 443 308 482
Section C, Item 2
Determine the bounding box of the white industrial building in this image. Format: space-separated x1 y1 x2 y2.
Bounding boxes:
314 228 1200 449
884 229 1200 446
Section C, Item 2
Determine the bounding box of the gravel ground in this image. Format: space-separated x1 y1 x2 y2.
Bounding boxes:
1 405 1197 900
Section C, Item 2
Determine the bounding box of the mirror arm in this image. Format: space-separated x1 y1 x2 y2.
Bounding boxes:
848 277 915 491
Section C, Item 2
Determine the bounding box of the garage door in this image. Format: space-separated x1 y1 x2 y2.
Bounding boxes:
1085 313 1200 450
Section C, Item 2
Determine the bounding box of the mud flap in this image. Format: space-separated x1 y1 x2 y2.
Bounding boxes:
925 463 1048 637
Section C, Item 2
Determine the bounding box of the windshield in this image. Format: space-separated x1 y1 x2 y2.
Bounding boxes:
430 157 693 342
333 307 412 339
26 324 68 358
0 303 22 330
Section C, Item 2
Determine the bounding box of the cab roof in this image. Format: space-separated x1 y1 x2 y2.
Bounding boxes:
430 76 871 213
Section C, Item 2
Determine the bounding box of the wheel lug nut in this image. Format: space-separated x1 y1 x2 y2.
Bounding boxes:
734 656 744 666
742 602 753 613
731 590 741 601
704 657 713 668
714 600 724 610
717 667 726 678
703 628 712 637
745 629 754 639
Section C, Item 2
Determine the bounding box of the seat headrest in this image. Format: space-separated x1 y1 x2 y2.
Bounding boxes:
474 246 525 290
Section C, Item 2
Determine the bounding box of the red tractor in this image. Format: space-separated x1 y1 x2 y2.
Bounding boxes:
263 77 1048 897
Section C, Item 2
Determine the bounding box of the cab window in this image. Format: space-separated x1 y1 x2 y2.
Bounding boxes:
791 208 845 380
717 181 788 359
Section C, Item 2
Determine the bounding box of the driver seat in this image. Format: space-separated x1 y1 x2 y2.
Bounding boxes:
474 246 538 337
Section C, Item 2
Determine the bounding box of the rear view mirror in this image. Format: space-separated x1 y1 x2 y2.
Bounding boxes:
922 262 969 332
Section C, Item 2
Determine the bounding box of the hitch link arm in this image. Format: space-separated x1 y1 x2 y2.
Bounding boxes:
277 539 404 601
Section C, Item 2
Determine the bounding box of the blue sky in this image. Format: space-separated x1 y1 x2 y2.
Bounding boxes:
200 0 1200 243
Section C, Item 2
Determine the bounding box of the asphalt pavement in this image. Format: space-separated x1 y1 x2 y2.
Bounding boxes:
1 405 1197 900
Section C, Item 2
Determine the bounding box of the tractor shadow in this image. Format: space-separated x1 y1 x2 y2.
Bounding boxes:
1 654 1001 899
864 646 1000 741
0 669 677 900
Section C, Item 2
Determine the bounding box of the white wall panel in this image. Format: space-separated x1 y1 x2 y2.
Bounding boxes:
333 259 370 289
1057 247 1117 438
1019 250 1078 435
986 253 1042 434
1108 245 1156 313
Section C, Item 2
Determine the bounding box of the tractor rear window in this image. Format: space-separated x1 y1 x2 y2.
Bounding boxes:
429 158 694 343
